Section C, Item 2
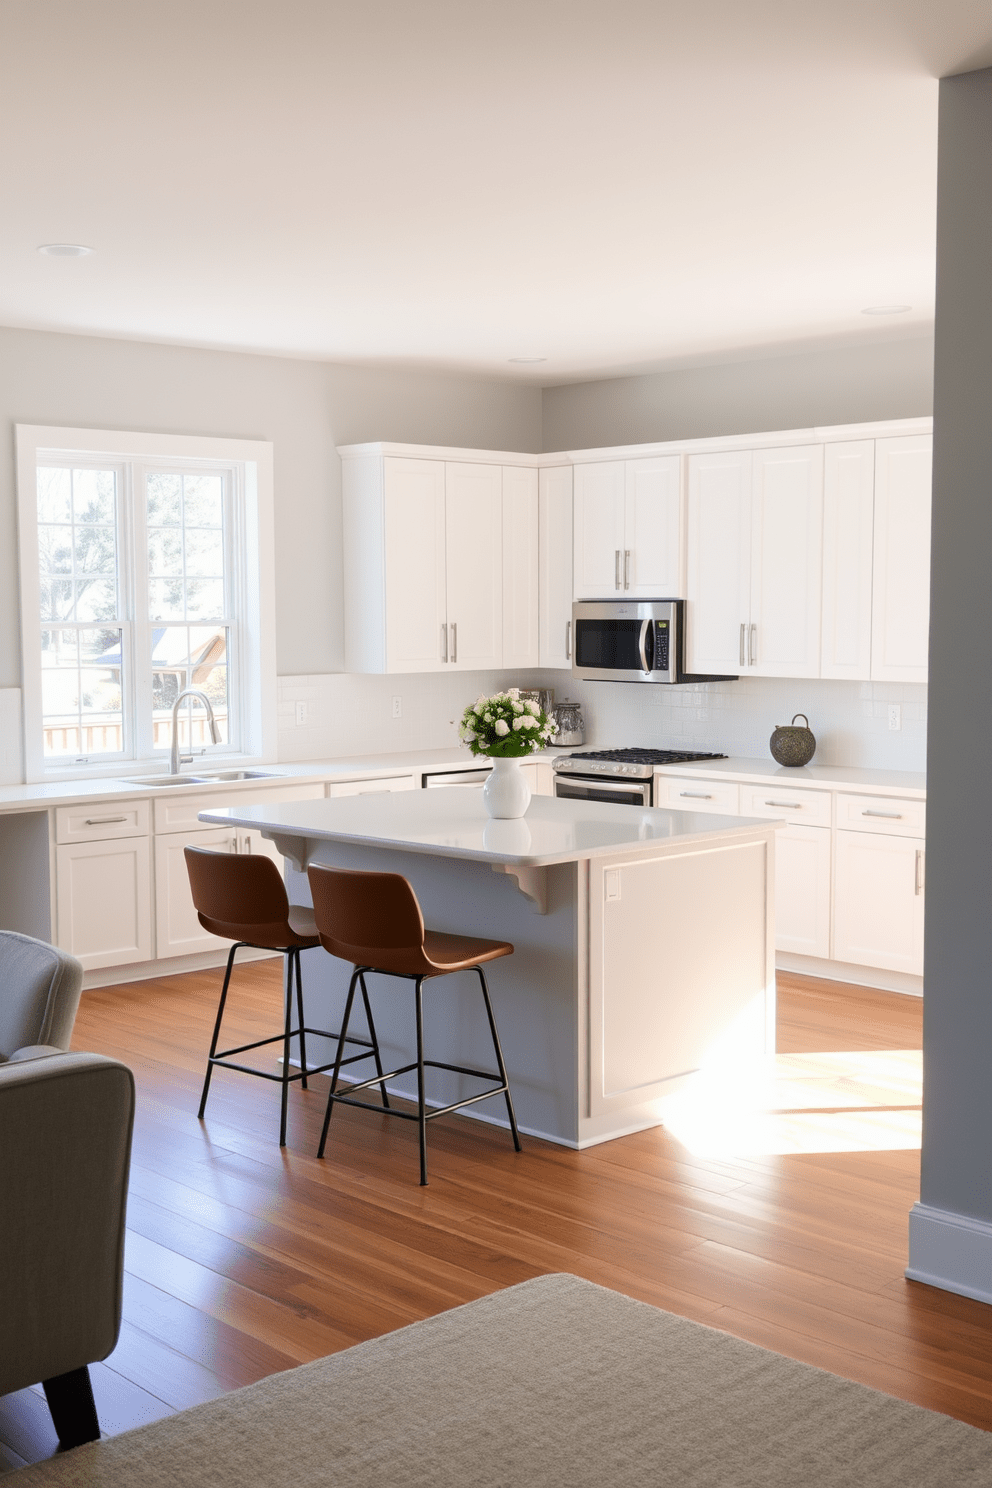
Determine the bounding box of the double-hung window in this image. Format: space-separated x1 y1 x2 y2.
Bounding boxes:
16 426 276 781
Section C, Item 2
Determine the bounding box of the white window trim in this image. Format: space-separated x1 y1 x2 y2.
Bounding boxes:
16 424 277 783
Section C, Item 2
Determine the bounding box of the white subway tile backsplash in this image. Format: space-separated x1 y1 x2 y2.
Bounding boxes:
275 669 927 772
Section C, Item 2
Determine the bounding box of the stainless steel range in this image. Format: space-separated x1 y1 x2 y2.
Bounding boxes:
553 747 727 807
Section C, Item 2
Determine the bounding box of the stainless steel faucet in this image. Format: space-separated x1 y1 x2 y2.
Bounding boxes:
170 687 220 775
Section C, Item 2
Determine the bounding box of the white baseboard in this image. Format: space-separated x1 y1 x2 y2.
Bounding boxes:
82 946 279 990
906 1202 992 1304
776 952 923 998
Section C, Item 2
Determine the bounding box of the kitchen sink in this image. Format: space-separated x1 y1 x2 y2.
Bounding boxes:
120 769 285 787
120 774 209 787
191 769 285 782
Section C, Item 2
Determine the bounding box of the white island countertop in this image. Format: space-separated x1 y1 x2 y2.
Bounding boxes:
199 788 771 868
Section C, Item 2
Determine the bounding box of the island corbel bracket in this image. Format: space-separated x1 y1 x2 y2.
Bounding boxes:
491 863 548 914
268 832 316 873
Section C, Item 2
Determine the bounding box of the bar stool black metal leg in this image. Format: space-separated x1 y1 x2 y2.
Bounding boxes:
359 971 390 1109
199 940 241 1120
415 975 428 1185
293 948 309 1089
278 948 296 1147
317 966 361 1158
476 966 522 1152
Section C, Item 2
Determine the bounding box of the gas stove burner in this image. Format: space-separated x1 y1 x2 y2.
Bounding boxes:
553 747 727 780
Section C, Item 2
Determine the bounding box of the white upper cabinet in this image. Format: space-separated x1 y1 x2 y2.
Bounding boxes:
573 455 682 599
821 441 875 679
686 445 822 677
871 433 932 683
748 444 823 677
444 462 503 671
623 457 683 596
539 465 573 669
343 450 507 674
501 465 539 670
382 458 447 673
572 461 625 597
685 450 752 674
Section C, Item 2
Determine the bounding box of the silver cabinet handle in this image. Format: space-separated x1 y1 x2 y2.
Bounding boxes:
624 549 631 589
863 810 903 819
441 623 448 662
451 622 457 663
615 549 621 590
680 791 713 799
749 623 757 666
765 801 801 808
84 815 128 825
243 834 252 854
739 623 746 666
915 849 925 895
565 619 571 659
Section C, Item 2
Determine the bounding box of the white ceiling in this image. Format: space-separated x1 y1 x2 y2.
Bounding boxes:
2 0 991 384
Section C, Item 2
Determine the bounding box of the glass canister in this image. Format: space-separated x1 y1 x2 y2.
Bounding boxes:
552 700 585 746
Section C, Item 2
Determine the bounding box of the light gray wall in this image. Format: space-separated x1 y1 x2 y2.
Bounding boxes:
917 70 992 1227
0 327 542 686
541 334 934 451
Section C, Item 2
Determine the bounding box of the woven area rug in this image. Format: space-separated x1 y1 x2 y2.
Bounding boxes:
14 1273 992 1487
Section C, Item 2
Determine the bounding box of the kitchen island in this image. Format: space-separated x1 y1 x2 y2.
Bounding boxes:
200 790 779 1148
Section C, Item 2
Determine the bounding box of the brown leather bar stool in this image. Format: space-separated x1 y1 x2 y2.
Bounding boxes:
307 863 522 1185
185 847 390 1147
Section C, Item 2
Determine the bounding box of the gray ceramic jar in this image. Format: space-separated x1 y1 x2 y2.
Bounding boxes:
769 713 816 767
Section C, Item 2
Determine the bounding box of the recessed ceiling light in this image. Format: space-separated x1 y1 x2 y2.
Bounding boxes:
861 304 911 316
37 243 93 257
508 356 547 364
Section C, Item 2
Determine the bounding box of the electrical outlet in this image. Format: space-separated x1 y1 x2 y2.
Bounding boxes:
295 700 307 726
392 695 402 719
888 703 901 731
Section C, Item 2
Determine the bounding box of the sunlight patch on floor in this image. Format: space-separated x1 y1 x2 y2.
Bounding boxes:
659 1049 922 1157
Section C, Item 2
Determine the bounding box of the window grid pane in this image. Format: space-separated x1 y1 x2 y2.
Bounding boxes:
147 472 227 623
37 465 124 758
151 625 230 751
41 626 125 757
37 467 120 624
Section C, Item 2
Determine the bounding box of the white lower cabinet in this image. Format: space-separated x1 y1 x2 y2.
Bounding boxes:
774 825 831 958
154 825 240 958
328 774 416 797
833 829 925 976
153 782 326 963
652 774 740 815
656 768 924 980
56 836 153 970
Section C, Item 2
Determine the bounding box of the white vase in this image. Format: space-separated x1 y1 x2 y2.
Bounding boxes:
482 756 532 819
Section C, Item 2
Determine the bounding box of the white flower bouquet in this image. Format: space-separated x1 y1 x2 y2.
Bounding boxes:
458 688 557 759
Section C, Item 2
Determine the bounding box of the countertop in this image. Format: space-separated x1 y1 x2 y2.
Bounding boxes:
0 746 925 813
0 748 563 812
198 790 775 868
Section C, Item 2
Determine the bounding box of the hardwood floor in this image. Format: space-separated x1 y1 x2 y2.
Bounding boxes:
3 962 990 1469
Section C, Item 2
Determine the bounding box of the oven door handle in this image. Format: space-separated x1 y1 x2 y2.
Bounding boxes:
638 618 651 674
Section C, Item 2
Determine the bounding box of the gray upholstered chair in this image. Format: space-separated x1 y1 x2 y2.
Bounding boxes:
0 1051 135 1449
0 929 84 1064
0 932 134 1449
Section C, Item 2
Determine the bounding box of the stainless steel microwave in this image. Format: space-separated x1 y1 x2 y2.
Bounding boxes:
571 599 738 684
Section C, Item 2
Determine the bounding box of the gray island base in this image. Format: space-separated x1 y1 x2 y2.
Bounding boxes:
199 791 779 1149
